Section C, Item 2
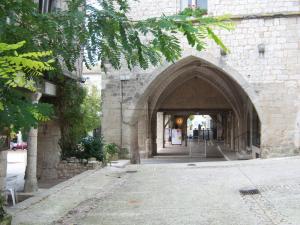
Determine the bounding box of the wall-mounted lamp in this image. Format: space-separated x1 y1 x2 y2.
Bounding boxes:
258 43 265 55
175 117 184 126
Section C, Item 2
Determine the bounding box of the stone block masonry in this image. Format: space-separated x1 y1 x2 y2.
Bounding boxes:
208 0 300 16
102 0 300 160
56 160 102 179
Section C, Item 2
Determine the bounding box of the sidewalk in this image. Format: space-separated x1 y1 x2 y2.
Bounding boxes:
9 157 300 225
6 150 26 192
9 162 129 225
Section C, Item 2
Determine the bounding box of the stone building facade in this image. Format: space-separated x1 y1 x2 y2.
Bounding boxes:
102 0 300 162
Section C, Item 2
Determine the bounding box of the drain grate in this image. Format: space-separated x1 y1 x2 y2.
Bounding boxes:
187 163 196 167
126 170 138 173
239 187 260 196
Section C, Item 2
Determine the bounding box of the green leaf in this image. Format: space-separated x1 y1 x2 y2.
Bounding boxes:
206 27 229 53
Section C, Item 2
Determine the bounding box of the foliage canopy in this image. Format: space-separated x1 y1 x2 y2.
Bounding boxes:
0 0 232 75
0 0 232 150
0 41 54 131
81 86 101 135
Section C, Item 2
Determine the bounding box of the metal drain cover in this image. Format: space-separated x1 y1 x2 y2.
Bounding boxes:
126 170 138 173
239 187 260 195
187 163 196 166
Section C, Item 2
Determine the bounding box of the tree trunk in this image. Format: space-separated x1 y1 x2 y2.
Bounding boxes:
24 92 42 193
24 127 39 192
0 151 7 193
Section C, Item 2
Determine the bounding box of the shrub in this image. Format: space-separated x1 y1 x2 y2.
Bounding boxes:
119 148 129 159
0 195 12 225
57 80 87 157
0 195 5 219
104 143 120 165
79 136 104 161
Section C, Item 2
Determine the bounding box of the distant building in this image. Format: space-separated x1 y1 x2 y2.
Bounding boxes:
82 65 102 92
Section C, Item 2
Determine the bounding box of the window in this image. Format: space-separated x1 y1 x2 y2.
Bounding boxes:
39 0 54 13
180 0 207 11
196 0 207 10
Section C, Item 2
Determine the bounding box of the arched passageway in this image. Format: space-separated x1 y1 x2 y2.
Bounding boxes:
128 56 261 163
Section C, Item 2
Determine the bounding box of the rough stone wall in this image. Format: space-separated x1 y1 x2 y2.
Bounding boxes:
127 0 179 20
207 16 300 156
101 75 122 145
57 160 102 179
160 78 231 110
102 0 300 158
37 120 61 180
128 0 300 18
208 0 300 16
156 112 164 149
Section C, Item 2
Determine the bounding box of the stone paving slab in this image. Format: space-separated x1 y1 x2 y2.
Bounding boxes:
9 166 128 225
9 156 300 225
109 160 130 168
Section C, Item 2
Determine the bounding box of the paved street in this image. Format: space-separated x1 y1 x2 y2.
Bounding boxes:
9 156 300 225
6 150 26 192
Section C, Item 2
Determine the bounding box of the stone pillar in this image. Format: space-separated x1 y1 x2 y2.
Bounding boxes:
156 112 164 150
130 122 140 164
37 120 61 180
184 117 188 147
145 138 151 157
162 114 165 149
216 114 223 141
151 115 157 156
234 115 239 152
248 107 253 149
0 151 7 193
24 92 42 193
238 115 245 152
137 112 148 159
225 114 230 147
230 114 234 151
294 110 300 150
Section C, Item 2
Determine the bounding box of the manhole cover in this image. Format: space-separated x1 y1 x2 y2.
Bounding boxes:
239 187 260 195
126 170 138 173
187 163 196 166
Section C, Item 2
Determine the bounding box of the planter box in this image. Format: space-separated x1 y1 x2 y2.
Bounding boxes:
57 160 102 179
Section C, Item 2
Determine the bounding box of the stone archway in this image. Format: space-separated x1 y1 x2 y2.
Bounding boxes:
126 54 262 163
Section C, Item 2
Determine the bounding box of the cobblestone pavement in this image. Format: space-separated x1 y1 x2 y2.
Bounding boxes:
10 156 300 225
